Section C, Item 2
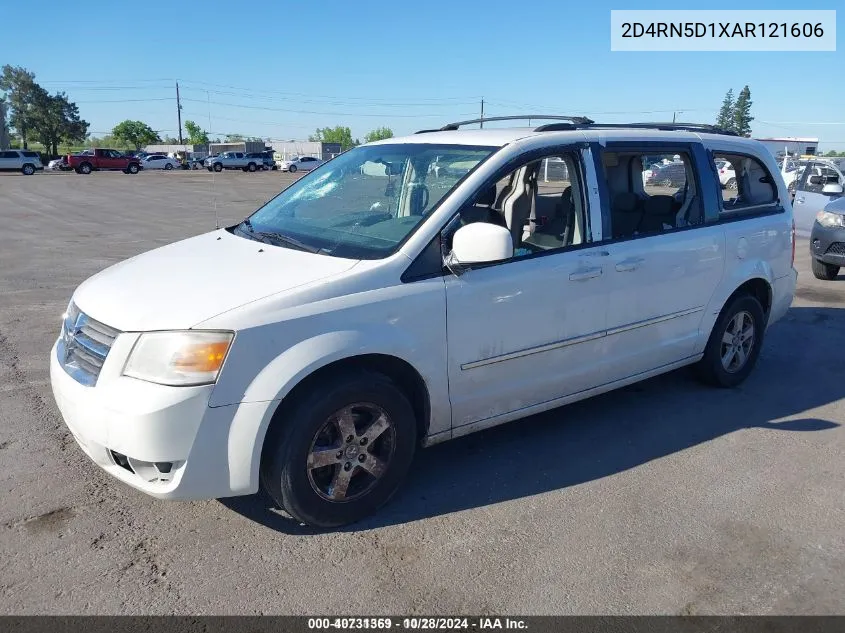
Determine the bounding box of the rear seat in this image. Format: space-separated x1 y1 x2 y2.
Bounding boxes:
611 192 643 238
639 195 676 233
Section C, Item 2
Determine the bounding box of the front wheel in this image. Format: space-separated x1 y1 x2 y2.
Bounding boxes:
164 163 173 171
288 164 297 173
127 163 139 174
812 258 840 281
213 163 223 172
726 177 737 190
248 162 257 172
696 294 765 388
260 370 417 528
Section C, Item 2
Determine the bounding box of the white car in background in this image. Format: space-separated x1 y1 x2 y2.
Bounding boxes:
715 159 737 189
278 156 324 173
142 155 181 171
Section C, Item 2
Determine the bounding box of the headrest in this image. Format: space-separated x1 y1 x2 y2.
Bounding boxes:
643 195 674 216
475 184 496 206
612 192 639 213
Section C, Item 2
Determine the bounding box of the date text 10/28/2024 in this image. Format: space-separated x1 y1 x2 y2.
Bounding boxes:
307 618 528 630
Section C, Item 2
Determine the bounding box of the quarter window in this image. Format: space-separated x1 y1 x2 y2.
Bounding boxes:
712 153 777 212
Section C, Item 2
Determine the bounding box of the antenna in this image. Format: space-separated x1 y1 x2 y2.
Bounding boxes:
207 90 220 230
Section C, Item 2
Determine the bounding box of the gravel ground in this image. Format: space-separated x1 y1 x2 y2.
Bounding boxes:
0 170 843 615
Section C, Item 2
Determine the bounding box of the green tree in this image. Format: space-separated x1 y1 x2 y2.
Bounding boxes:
715 89 734 131
30 91 89 156
309 126 359 149
184 120 209 145
225 133 245 142
364 127 393 143
0 65 43 149
0 97 10 149
111 120 161 150
733 86 753 137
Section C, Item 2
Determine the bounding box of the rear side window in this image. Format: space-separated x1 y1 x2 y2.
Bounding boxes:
598 149 704 240
22 151 39 158
712 152 778 212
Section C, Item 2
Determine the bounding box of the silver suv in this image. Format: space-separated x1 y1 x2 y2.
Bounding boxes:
0 149 44 175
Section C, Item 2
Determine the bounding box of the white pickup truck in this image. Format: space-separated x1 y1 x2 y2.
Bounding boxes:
205 152 263 173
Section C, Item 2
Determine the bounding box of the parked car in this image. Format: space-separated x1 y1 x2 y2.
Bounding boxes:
68 148 141 174
261 151 276 170
792 159 845 236
141 155 181 170
205 151 262 172
0 149 43 175
49 120 796 528
245 152 271 171
189 154 210 170
715 159 736 189
809 195 845 280
646 161 686 187
47 156 69 171
278 155 323 173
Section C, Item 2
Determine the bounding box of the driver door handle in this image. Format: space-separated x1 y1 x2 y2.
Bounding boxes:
569 266 602 281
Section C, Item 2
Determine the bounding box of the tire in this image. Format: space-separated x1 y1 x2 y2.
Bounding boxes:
288 164 297 173
207 167 212 172
726 177 737 190
248 162 257 172
260 370 417 528
79 162 92 175
164 163 173 171
21 163 35 175
811 258 840 281
695 293 766 388
213 163 223 172
127 163 139 174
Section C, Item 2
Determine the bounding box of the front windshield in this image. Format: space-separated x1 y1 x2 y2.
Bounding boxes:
235 143 496 259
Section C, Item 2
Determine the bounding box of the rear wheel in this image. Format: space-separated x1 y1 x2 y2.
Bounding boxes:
696 294 765 388
288 164 297 173
21 163 35 175
812 258 840 281
726 177 737 190
260 370 417 528
78 162 92 175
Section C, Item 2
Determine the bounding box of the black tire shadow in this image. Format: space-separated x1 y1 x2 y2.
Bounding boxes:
220 306 843 533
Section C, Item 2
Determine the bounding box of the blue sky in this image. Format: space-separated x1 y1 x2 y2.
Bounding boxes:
2 0 843 148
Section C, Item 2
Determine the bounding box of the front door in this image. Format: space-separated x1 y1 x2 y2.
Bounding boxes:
445 148 610 429
793 162 845 235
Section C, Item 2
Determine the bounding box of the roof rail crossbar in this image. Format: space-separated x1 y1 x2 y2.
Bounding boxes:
438 115 594 131
414 129 439 134
581 122 739 136
533 122 577 132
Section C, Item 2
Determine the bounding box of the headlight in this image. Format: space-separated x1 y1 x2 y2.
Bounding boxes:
816 211 845 228
123 331 234 386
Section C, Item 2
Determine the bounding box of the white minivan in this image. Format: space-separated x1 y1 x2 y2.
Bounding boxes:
50 117 797 528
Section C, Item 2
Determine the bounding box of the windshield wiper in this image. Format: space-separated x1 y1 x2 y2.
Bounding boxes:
238 218 321 253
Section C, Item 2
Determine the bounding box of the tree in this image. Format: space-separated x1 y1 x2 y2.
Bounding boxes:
111 120 161 150
161 135 179 144
225 133 245 142
309 126 359 149
0 97 9 149
715 89 734 131
30 91 89 156
364 127 393 143
184 120 209 145
733 86 753 137
0 65 42 149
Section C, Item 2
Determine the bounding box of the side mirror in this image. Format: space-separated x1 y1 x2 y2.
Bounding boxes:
822 183 844 195
446 222 513 271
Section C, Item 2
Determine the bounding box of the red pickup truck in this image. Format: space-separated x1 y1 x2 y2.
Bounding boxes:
68 149 141 174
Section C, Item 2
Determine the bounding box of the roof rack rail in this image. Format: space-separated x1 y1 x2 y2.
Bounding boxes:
581 122 739 136
434 115 594 132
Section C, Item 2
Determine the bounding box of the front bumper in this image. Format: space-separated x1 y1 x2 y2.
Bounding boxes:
49 338 246 500
810 223 845 266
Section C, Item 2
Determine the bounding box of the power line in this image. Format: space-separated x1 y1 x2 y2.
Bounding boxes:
181 97 475 118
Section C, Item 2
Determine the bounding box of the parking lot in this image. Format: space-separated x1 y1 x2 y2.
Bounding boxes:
0 169 843 615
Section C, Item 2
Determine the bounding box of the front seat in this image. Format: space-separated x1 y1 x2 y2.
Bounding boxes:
501 165 536 249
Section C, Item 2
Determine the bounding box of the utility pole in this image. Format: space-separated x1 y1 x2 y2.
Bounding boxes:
480 98 484 128
176 82 184 144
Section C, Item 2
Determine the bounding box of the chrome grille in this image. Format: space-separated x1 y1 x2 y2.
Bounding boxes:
825 242 845 256
57 303 120 386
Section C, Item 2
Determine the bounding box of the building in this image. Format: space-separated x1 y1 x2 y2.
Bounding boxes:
143 143 209 158
754 137 819 159
267 140 344 161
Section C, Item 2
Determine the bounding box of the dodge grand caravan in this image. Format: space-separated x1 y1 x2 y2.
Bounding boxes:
50 117 797 528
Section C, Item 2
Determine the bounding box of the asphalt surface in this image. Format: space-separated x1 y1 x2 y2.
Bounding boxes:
0 169 843 615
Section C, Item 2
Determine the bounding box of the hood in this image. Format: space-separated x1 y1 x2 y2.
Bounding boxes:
72 229 359 331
